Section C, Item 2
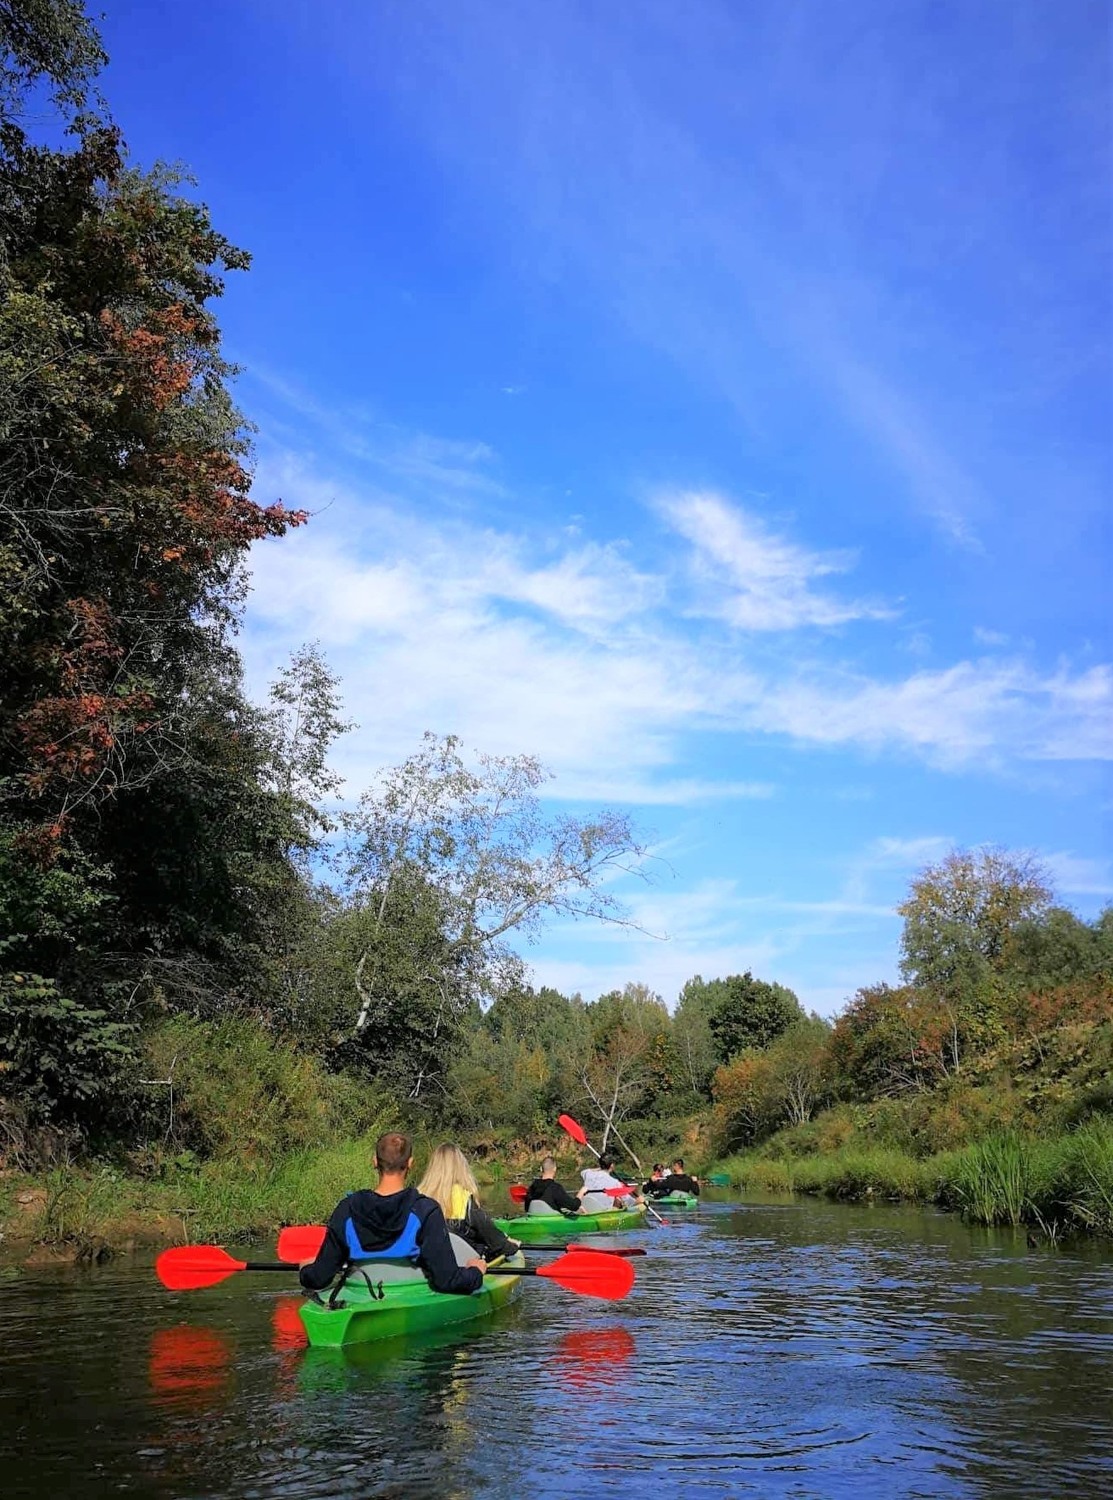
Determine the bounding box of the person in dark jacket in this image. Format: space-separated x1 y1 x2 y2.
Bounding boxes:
643 1164 667 1194
661 1158 701 1196
298 1130 486 1295
524 1156 582 1216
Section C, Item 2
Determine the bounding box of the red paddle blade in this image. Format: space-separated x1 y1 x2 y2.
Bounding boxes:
603 1184 635 1197
557 1113 588 1146
538 1249 635 1300
276 1225 326 1262
156 1245 246 1291
509 1185 528 1203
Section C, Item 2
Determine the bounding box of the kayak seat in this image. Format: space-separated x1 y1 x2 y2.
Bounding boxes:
579 1193 613 1213
349 1258 425 1284
449 1231 478 1267
527 1199 562 1215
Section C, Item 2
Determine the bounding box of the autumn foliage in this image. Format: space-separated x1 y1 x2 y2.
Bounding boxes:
0 5 315 1139
1 119 306 846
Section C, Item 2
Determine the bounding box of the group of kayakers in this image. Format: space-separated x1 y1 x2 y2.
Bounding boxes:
643 1159 701 1198
525 1152 644 1213
298 1130 697 1299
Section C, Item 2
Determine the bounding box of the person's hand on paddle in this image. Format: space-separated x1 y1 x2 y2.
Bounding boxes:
467 1256 487 1274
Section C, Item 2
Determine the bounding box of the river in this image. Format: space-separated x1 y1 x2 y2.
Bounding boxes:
2 1193 1110 1497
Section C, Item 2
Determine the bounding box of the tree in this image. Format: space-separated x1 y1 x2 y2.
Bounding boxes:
443 986 592 1137
766 1017 833 1126
0 0 105 114
577 983 672 1160
895 847 1053 1072
705 972 803 1062
1003 906 1113 993
265 643 353 851
712 1017 832 1148
671 974 720 1101
898 848 1053 1000
341 732 647 1045
0 2 311 1140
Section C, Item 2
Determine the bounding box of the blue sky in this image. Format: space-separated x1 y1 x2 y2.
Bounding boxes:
99 1 1110 1012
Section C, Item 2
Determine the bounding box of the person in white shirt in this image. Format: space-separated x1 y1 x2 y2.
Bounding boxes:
578 1153 641 1212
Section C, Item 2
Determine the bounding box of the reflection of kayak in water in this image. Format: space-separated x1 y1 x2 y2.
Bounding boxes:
553 1327 636 1391
299 1252 527 1348
492 1208 646 1240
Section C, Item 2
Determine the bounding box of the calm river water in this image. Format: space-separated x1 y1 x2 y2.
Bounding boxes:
2 1194 1111 1498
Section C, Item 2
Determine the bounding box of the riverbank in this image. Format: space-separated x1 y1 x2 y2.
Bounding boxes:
5 1119 1112 1265
0 1136 391 1264
712 1122 1113 1238
0 1135 576 1265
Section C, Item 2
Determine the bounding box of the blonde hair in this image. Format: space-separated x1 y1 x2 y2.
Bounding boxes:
417 1143 480 1218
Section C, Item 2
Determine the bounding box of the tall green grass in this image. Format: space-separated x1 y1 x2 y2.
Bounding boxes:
950 1134 1032 1225
712 1123 1113 1238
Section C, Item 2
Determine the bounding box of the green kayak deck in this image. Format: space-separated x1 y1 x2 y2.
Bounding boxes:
299 1253 526 1348
653 1192 699 1208
493 1207 646 1241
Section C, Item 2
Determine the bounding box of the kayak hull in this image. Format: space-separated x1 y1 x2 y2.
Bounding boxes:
492 1207 646 1241
654 1192 699 1208
299 1253 526 1348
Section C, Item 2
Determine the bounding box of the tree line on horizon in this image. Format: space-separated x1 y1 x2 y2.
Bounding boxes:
2 4 1110 1179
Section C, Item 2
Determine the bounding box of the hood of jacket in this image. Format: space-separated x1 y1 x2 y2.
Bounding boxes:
345 1185 422 1252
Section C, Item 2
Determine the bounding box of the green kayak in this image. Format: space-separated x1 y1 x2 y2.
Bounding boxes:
492 1206 646 1241
299 1252 526 1349
654 1192 699 1208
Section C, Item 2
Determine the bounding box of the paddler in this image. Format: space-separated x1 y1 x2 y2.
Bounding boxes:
661 1158 701 1196
643 1163 667 1194
418 1143 521 1260
524 1156 582 1216
579 1153 643 1212
298 1130 487 1294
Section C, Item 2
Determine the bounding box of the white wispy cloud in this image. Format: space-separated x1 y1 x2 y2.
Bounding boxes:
243 454 1112 806
657 490 892 630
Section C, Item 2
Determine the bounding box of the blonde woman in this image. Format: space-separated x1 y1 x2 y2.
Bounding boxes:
418 1144 521 1261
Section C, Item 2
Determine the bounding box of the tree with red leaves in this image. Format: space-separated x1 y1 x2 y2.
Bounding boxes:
0 3 313 1138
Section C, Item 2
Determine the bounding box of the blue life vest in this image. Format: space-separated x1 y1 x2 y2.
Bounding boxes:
345 1210 421 1263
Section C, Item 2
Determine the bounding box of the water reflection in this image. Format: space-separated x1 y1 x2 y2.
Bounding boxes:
552 1326 636 1391
147 1324 232 1410
2 1201 1111 1498
271 1295 308 1352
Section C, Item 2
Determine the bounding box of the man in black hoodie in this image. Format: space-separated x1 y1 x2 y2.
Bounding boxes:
298 1130 486 1294
523 1156 582 1216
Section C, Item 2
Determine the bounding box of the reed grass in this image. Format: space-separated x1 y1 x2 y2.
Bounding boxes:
713 1123 1113 1237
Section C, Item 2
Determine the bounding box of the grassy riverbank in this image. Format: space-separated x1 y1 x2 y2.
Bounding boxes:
713 1122 1113 1238
0 1136 390 1262
0 1135 578 1264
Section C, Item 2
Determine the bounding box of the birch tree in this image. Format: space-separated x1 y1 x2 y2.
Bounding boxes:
338 733 648 1099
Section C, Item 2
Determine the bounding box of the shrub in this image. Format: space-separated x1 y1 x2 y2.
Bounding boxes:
0 972 138 1143
143 1016 389 1162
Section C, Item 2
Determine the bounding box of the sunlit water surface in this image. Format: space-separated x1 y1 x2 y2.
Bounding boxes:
2 1195 1111 1497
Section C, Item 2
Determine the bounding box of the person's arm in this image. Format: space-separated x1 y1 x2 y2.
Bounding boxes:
467 1201 518 1258
417 1202 484 1293
299 1200 350 1291
553 1182 582 1213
